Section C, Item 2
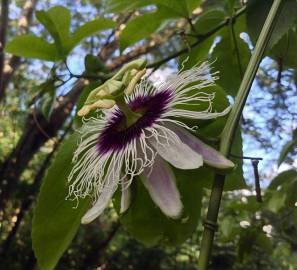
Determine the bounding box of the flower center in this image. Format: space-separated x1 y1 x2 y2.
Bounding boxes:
114 96 142 127
97 90 173 154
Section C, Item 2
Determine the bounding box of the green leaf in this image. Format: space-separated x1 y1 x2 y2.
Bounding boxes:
268 169 297 190
68 18 116 52
5 34 57 61
238 228 272 262
106 0 153 13
179 37 215 70
227 195 261 212
266 191 287 213
119 8 176 51
278 137 297 166
32 133 90 270
36 6 71 57
153 0 189 17
106 0 201 16
224 0 237 15
255 233 273 252
36 10 60 42
237 228 257 262
36 6 71 44
284 180 297 207
221 216 236 240
34 6 114 58
84 54 108 73
270 29 297 70
185 0 201 14
212 20 251 96
47 6 71 44
194 9 226 35
115 168 204 246
267 169 297 209
247 0 297 49
156 0 203 17
293 209 297 230
224 128 246 190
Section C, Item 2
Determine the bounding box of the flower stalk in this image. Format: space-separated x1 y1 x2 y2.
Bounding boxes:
197 0 284 269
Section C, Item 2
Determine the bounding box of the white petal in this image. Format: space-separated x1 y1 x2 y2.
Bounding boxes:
141 156 182 218
167 123 235 169
81 157 120 224
81 185 117 224
150 126 203 169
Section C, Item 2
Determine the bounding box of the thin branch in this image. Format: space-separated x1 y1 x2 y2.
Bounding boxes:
187 17 197 34
252 160 263 203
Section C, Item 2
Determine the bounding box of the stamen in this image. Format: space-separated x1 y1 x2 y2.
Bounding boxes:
125 69 146 95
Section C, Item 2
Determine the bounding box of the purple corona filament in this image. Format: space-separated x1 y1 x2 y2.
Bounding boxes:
97 90 173 154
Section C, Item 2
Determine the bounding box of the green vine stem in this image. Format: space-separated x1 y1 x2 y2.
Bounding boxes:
197 1 284 269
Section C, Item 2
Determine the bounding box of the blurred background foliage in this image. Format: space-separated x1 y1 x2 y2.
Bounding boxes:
0 0 296 269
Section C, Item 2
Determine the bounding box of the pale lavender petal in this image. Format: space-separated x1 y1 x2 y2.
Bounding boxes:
81 184 117 224
167 123 235 169
81 158 120 224
150 126 203 170
141 156 183 218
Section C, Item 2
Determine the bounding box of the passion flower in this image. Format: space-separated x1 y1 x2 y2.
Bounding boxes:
68 61 234 224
